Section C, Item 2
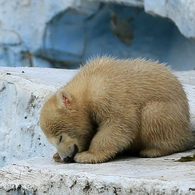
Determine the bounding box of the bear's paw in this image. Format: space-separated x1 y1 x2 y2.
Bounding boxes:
53 153 63 163
74 151 109 164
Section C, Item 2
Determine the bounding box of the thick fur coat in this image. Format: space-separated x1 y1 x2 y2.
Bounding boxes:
40 57 194 163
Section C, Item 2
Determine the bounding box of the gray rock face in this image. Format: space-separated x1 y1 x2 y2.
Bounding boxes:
144 0 195 39
0 0 195 69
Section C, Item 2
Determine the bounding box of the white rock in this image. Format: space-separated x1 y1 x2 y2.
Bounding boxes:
0 67 76 167
103 0 195 39
0 29 22 46
0 0 195 70
0 151 195 194
144 0 195 39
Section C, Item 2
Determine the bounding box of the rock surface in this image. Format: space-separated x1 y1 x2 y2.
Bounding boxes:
0 0 195 70
0 151 195 195
144 0 195 39
104 0 195 40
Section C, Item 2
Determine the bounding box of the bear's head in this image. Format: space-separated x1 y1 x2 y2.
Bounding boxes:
39 88 94 163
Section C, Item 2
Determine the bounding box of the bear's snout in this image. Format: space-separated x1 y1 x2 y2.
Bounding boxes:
63 156 72 163
62 144 78 163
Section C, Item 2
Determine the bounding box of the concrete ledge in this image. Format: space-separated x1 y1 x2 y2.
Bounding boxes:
0 150 195 195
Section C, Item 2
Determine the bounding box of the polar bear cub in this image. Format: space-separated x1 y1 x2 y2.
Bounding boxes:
39 57 194 163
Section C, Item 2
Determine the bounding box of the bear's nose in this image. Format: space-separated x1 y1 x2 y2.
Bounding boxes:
63 156 72 163
63 144 78 163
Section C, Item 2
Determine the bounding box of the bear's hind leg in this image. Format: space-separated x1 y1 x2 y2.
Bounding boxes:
140 101 193 158
140 148 172 157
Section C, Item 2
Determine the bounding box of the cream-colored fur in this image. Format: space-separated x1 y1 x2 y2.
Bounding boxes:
39 57 194 163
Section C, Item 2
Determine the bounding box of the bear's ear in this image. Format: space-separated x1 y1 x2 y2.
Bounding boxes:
56 88 72 108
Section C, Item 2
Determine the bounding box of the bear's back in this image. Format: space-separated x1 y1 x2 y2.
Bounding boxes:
69 57 186 106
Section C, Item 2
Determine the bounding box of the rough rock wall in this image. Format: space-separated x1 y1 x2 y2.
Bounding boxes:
104 0 195 39
144 0 195 39
0 0 102 68
0 0 76 67
0 0 195 70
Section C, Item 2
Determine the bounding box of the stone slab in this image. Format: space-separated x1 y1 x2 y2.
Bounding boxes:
0 150 195 195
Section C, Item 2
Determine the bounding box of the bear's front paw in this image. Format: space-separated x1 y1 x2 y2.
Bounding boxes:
53 152 63 163
74 151 109 164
